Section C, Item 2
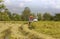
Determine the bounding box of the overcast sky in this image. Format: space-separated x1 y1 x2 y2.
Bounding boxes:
4 0 60 14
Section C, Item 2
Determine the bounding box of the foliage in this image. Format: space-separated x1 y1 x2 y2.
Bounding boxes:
37 13 42 21
43 13 53 21
54 13 60 21
11 13 22 21
0 0 3 2
0 12 11 21
21 7 31 21
0 0 5 12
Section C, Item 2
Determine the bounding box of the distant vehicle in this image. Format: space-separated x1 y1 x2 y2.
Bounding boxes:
33 18 38 22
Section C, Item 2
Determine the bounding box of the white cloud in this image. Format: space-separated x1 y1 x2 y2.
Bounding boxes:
24 0 32 2
19 0 33 8
50 0 60 9
39 0 60 9
55 5 60 9
4 0 60 9
4 0 12 5
12 9 17 11
19 3 24 8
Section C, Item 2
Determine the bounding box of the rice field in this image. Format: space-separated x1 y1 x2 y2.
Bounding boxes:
31 21 60 39
0 21 60 39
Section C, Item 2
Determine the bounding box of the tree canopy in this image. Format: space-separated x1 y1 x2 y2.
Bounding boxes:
21 7 31 21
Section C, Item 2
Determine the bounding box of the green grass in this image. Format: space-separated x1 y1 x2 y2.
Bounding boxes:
31 21 60 39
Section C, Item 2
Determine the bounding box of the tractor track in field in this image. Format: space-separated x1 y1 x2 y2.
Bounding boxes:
0 23 56 39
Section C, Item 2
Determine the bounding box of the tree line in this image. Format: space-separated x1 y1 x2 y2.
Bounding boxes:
0 0 60 21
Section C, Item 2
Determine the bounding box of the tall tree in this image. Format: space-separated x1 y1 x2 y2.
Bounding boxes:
54 13 60 21
21 7 31 21
37 13 42 21
11 13 22 21
0 0 11 21
0 12 10 21
43 12 53 21
0 0 5 12
4 8 12 18
0 0 3 2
